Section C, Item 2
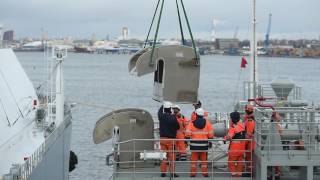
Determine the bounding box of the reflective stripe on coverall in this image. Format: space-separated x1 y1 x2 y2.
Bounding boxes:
186 118 214 176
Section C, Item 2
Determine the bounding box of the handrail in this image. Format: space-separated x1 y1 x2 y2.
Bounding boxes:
254 107 320 160
111 138 253 178
18 113 72 180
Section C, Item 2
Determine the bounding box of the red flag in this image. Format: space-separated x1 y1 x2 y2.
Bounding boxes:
240 56 248 68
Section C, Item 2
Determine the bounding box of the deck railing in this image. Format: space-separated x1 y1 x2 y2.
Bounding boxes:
16 110 72 180
109 138 253 179
243 81 302 101
254 107 320 159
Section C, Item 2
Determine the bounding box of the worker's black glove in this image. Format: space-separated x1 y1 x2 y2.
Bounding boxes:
223 140 226 144
185 137 190 146
208 142 213 148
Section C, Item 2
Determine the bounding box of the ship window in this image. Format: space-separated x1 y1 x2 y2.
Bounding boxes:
154 60 164 83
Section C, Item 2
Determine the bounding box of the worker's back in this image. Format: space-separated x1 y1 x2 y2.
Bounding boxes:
158 106 179 138
186 117 213 150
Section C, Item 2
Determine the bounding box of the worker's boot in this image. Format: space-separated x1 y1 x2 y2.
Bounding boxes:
175 153 181 161
202 174 209 177
171 173 179 177
242 172 251 177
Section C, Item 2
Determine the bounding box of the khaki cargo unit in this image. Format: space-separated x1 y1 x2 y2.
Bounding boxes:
129 45 200 103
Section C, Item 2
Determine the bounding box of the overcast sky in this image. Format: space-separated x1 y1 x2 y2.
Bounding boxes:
0 0 319 40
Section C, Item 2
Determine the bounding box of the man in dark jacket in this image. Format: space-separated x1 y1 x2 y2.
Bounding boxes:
158 101 180 177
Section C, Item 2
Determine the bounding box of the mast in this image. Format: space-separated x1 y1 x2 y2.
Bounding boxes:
53 48 67 125
250 0 258 100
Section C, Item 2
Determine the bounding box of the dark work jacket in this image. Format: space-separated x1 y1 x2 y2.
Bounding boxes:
193 117 206 129
158 106 180 138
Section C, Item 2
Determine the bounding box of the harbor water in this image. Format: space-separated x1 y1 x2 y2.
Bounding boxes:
17 52 320 180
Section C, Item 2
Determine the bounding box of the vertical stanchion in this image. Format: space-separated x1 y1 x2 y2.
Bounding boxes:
211 140 214 180
172 138 175 179
251 139 253 180
133 140 136 180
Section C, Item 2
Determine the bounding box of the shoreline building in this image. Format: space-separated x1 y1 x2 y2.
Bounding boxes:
121 27 129 40
215 38 240 54
3 30 14 43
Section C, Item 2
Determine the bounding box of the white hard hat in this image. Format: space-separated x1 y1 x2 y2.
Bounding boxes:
163 101 172 109
172 104 180 110
195 108 205 116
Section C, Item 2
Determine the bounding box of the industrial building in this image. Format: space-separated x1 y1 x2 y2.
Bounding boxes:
2 30 14 42
215 38 239 50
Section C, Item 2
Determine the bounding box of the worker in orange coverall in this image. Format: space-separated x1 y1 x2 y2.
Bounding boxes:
186 108 214 177
172 105 188 161
243 105 256 177
190 101 208 121
224 111 246 177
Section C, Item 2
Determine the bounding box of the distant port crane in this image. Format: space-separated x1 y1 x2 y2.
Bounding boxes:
264 13 272 52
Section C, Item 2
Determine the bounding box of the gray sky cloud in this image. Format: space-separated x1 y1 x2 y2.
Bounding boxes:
0 0 319 40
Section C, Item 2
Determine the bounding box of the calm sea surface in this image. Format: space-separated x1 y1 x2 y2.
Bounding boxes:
17 52 320 180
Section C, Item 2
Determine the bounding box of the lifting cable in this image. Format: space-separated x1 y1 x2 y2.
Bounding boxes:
176 0 185 45
149 0 165 66
230 69 243 111
144 0 161 48
146 0 199 66
179 0 199 64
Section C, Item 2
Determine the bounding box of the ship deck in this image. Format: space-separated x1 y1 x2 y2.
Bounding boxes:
113 162 318 180
114 162 251 180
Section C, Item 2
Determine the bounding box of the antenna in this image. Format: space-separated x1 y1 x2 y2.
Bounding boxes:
250 0 258 100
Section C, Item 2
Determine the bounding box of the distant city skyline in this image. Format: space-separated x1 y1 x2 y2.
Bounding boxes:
1 0 319 40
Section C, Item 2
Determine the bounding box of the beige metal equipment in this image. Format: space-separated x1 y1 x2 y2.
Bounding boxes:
129 45 200 103
93 108 155 168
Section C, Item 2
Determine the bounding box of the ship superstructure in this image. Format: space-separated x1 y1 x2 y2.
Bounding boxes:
0 48 73 180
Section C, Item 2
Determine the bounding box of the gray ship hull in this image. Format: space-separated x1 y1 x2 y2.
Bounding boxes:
27 120 72 180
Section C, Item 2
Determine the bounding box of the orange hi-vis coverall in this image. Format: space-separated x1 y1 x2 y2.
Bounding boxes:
176 114 188 160
224 122 246 177
186 117 214 177
160 138 176 173
244 114 256 175
191 111 208 121
158 106 180 174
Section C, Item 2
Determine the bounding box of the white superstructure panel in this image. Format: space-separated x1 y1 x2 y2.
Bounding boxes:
0 49 44 175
